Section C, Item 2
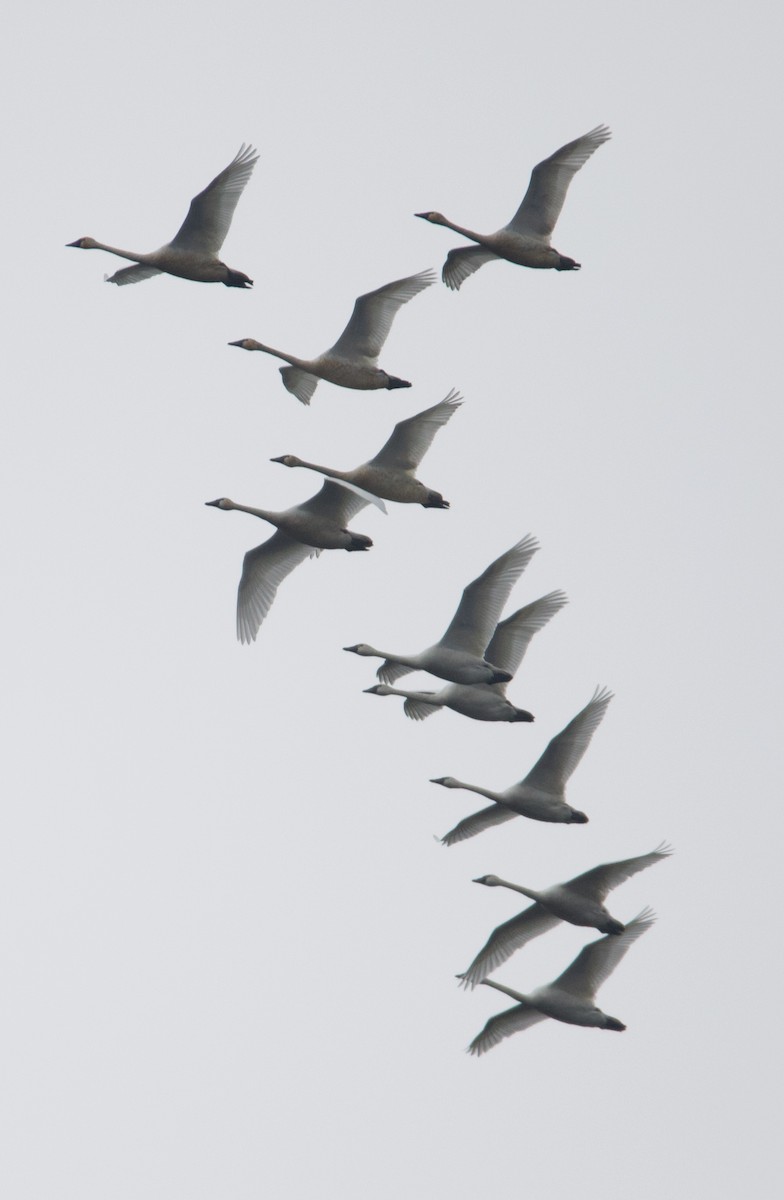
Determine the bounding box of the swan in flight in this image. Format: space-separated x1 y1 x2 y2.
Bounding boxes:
271 389 462 511
467 908 655 1055
416 125 611 289
432 686 613 841
228 270 435 405
67 144 258 287
363 590 566 722
459 843 672 989
206 482 371 643
346 535 539 685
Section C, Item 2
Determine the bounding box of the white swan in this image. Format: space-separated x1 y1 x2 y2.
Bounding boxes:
228 270 436 404
467 909 655 1055
363 590 567 722
416 125 611 289
67 145 258 287
459 844 671 989
205 482 371 642
346 535 539 685
432 686 613 840
271 389 462 511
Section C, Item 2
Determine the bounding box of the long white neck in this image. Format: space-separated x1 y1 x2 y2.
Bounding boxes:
489 878 541 902
291 460 346 483
94 241 150 264
383 685 442 703
437 217 487 246
225 501 280 525
448 779 504 803
248 342 309 369
482 979 529 1004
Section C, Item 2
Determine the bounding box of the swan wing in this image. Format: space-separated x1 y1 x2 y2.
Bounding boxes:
328 270 436 360
403 694 442 721
295 480 369 526
568 843 673 902
377 660 414 685
170 144 259 254
440 803 519 847
442 246 500 291
506 125 611 239
439 535 540 657
458 905 561 989
552 908 655 1000
279 366 320 406
467 1002 546 1056
236 531 315 644
368 390 462 471
523 686 613 791
105 264 164 286
484 590 568 682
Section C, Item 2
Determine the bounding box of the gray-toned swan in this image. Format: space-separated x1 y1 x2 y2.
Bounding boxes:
206 482 371 643
416 125 611 289
468 909 655 1055
459 844 671 988
228 270 435 404
346 535 539 685
363 590 566 722
432 686 613 841
67 145 258 287
272 389 462 511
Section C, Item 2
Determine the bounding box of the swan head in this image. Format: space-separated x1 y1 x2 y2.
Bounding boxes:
228 338 261 351
363 684 393 696
270 455 303 468
569 809 589 824
343 644 375 657
67 237 98 249
472 875 503 887
415 211 447 225
429 776 458 788
205 497 235 510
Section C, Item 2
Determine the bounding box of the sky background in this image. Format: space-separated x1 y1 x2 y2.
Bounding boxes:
3 1 783 1196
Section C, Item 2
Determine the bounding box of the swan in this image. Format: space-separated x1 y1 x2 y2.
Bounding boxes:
432 686 613 841
363 590 567 722
205 482 371 642
67 144 258 287
416 125 611 289
228 270 436 404
467 909 655 1055
346 535 540 685
459 844 672 988
271 389 462 511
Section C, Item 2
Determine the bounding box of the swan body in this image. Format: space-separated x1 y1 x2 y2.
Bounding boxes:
346 535 539 685
433 686 613 843
467 909 655 1055
362 590 567 722
68 145 258 287
206 482 371 642
416 125 611 289
229 270 435 404
459 843 672 988
271 389 461 510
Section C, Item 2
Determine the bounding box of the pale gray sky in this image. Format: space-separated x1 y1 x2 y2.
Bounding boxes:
3 2 783 1197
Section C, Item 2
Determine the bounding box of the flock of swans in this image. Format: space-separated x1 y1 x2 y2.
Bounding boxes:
69 123 670 1054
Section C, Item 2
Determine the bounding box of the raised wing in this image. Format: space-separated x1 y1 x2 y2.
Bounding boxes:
105 264 164 286
403 695 442 721
377 660 414 685
458 904 561 989
170 144 259 254
467 1002 546 1056
236 531 315 644
279 366 320 406
553 908 655 1000
484 590 568 682
368 389 462 471
440 804 519 847
439 536 540 657
506 125 611 240
523 686 613 792
328 270 436 360
296 480 369 526
568 843 673 902
442 246 500 291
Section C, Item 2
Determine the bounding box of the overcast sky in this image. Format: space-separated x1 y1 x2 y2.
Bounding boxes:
3 2 783 1197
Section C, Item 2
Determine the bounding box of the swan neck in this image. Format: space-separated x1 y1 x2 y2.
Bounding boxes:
95 242 147 263
250 342 303 367
453 781 502 803
483 979 528 1004
494 879 540 901
229 502 278 524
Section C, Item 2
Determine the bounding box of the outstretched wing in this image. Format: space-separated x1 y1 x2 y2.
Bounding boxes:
279 366 320 406
484 590 568 683
467 1002 546 1056
236 531 315 644
553 908 655 1000
440 804 519 848
523 686 613 791
296 480 369 526
458 904 561 989
377 660 414 685
506 125 611 239
105 264 164 286
568 842 673 902
170 144 259 254
403 695 442 721
328 270 436 360
368 390 462 471
442 246 500 291
439 536 540 657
